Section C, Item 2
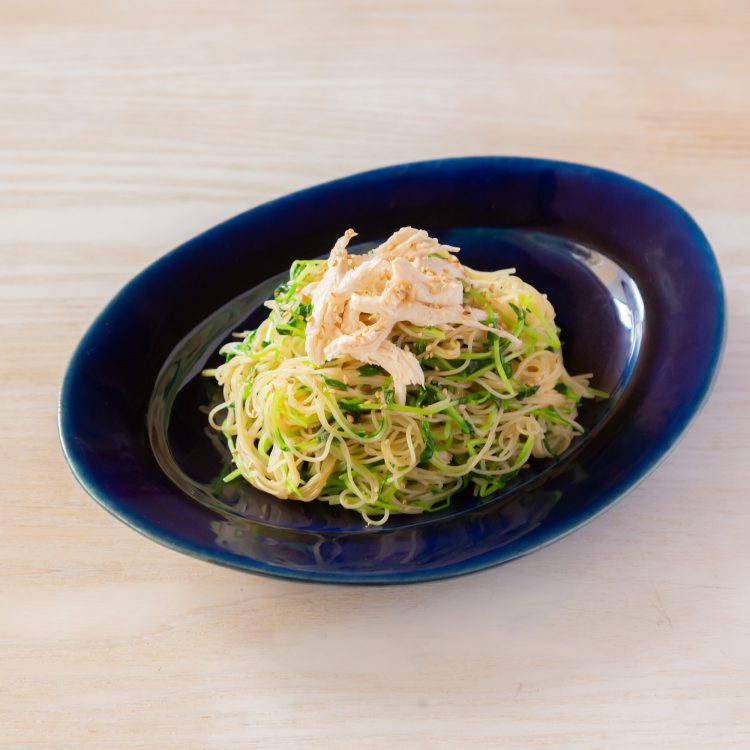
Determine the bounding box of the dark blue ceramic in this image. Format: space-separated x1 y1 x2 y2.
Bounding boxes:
59 157 725 583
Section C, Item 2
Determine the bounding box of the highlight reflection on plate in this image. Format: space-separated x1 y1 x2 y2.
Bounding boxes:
59 158 724 583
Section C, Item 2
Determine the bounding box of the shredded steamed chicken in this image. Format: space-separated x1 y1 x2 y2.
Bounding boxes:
305 227 518 403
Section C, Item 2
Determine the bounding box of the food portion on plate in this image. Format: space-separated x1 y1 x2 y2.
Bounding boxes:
204 227 604 524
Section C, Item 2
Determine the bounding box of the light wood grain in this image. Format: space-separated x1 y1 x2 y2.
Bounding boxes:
1 1 749 748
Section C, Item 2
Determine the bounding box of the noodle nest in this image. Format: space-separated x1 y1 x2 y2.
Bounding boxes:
205 232 601 525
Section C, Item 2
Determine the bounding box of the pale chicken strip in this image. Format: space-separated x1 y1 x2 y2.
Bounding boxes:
348 294 467 327
305 229 355 363
363 341 425 404
323 324 390 361
332 256 390 298
390 257 464 307
373 227 459 262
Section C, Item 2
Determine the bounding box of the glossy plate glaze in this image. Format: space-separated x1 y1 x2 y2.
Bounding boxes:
59 158 725 583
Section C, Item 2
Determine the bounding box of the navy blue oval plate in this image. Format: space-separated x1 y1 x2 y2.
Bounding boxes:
59 157 725 583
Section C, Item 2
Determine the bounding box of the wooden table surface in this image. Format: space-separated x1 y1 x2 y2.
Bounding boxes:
2 2 748 747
